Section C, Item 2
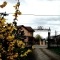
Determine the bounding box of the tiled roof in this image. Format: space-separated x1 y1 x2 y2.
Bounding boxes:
17 25 34 32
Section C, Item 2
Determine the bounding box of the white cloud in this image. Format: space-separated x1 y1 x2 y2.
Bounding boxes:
21 0 60 15
0 0 60 38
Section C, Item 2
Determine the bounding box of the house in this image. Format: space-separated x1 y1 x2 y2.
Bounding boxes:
17 25 35 47
49 35 60 47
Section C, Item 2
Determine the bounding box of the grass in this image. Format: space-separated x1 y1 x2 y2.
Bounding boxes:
49 47 60 55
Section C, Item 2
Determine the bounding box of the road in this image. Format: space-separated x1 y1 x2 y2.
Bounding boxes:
33 45 60 60
32 45 48 48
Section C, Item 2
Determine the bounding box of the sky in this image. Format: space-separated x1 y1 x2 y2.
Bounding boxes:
0 0 60 38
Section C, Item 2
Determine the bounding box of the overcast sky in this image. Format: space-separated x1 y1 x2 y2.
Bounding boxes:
0 0 60 38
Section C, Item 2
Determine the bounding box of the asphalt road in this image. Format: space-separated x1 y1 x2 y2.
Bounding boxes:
33 48 60 60
32 45 48 48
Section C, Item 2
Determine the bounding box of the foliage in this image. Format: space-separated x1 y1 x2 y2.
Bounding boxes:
0 1 7 8
0 1 32 60
35 34 42 42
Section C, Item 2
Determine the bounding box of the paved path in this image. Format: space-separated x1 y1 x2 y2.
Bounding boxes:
32 45 48 48
33 48 60 60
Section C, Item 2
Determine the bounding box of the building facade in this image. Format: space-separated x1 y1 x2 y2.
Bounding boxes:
17 25 34 47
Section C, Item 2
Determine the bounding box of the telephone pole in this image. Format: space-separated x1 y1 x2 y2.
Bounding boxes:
48 27 51 48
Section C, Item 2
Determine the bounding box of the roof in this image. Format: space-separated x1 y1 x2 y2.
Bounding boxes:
17 25 34 32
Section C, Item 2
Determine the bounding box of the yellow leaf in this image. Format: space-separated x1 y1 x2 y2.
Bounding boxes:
0 1 7 8
7 35 14 41
0 34 4 39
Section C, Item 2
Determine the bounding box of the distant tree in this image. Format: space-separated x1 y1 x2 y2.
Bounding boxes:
35 34 42 43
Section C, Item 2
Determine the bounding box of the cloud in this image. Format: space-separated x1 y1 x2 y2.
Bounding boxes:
22 0 60 15
0 0 26 4
30 16 60 26
0 0 16 3
0 0 60 38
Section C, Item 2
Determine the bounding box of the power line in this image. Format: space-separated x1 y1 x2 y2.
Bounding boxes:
0 12 60 16
21 14 60 16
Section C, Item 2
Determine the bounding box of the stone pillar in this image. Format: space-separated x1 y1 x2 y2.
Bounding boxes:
43 40 45 46
40 40 41 45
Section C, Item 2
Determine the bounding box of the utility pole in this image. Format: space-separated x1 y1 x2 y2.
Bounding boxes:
48 27 51 48
55 30 57 36
55 30 57 43
55 30 57 47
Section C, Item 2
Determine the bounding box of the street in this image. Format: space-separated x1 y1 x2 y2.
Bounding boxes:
33 48 60 60
32 45 48 48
